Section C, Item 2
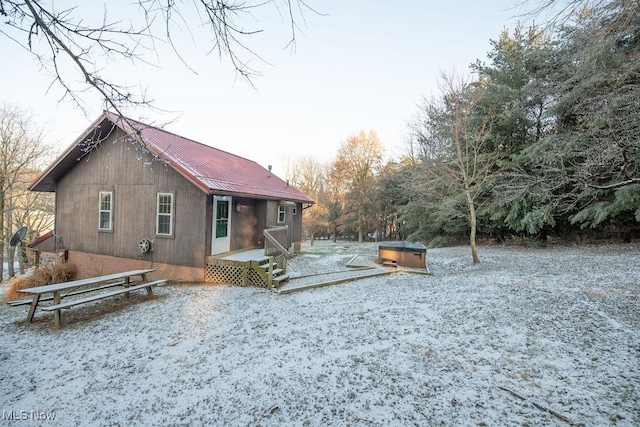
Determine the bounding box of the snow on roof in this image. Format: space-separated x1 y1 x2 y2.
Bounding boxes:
31 111 314 204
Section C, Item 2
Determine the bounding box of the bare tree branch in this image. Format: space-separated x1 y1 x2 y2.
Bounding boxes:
0 0 319 114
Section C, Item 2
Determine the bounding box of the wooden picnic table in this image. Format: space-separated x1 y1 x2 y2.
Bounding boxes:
17 269 160 328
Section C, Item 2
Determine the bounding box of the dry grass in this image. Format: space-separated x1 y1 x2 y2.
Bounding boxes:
4 262 76 301
3 276 30 301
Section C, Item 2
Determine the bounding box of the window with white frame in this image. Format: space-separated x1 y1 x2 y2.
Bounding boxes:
156 192 174 236
277 205 286 223
98 191 113 231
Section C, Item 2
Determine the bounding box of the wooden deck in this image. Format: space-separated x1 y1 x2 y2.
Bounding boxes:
205 248 289 287
277 254 431 294
218 248 268 262
278 268 395 294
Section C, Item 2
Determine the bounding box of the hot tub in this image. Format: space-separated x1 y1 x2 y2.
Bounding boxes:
378 241 427 268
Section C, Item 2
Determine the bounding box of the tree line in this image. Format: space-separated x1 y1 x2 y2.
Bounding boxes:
0 104 54 281
2 0 638 270
290 0 640 261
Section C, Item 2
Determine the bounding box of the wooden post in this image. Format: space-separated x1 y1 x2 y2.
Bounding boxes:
243 263 249 286
124 276 131 298
26 294 41 323
267 256 274 289
53 291 61 328
141 272 153 296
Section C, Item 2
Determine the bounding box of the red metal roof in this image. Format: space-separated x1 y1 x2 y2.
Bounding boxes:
31 112 314 204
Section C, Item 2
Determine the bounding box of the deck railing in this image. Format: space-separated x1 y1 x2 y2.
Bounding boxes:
263 226 291 259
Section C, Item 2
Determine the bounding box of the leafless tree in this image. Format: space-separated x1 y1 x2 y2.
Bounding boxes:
522 0 640 38
412 72 498 263
0 103 52 281
330 130 385 243
0 0 319 117
285 155 329 245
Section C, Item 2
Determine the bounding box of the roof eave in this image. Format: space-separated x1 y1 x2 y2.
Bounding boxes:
207 189 314 204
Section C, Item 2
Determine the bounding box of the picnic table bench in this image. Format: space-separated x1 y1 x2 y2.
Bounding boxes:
14 269 165 328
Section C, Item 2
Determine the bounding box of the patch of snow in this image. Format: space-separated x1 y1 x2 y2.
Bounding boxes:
1 241 638 426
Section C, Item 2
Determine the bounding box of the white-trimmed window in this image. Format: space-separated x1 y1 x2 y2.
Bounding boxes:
156 192 174 236
98 191 113 231
277 205 286 224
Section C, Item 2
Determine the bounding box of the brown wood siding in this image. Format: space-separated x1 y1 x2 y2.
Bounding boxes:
205 194 213 256
55 129 208 268
263 200 297 248
229 197 259 251
28 234 55 253
254 200 268 247
291 202 302 243
265 200 279 228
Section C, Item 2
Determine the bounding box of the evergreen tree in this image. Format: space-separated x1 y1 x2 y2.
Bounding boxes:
472 24 560 238
550 2 640 234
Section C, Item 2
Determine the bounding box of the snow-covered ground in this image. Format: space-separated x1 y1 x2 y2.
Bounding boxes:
1 241 638 426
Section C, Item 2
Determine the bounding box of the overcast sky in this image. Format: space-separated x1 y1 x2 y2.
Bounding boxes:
2 0 531 174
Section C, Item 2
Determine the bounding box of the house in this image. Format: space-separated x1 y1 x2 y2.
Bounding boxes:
29 111 314 285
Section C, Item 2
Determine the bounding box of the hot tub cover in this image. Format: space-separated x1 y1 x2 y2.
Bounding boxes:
378 241 427 252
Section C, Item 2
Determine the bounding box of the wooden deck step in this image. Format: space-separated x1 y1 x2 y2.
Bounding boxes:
272 274 290 284
257 261 279 270
257 263 285 275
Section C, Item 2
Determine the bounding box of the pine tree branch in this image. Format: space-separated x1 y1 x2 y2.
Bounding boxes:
587 178 640 189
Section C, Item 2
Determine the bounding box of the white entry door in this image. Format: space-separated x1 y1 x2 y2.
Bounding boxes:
212 196 231 255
